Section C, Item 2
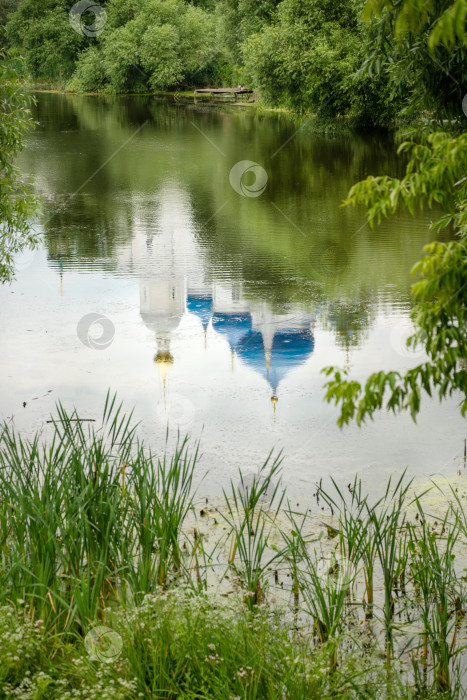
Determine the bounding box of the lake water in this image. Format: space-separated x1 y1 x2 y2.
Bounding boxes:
1 92 465 502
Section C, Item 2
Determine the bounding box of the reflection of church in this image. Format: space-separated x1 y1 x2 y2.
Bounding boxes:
141 279 315 411
140 278 184 392
117 186 316 411
205 284 315 410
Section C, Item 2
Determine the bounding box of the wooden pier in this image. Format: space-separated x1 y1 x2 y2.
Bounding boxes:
194 87 254 103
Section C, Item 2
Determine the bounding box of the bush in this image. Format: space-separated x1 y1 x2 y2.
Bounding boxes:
67 46 106 93
242 0 398 125
70 0 221 93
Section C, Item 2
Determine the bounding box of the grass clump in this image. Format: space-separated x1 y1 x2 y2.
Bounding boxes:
0 592 409 700
0 393 200 636
0 394 466 698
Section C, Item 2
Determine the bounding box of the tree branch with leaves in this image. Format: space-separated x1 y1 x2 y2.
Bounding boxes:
322 0 467 426
0 48 38 283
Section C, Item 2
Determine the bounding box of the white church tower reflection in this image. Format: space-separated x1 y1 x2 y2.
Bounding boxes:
140 278 185 399
117 186 196 402
118 186 316 412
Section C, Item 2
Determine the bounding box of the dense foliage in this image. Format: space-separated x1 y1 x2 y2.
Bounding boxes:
0 592 421 698
362 0 467 123
0 0 397 124
242 0 397 124
6 0 86 81
0 0 19 32
323 0 467 425
68 0 223 93
6 0 228 93
0 49 38 283
2 0 466 127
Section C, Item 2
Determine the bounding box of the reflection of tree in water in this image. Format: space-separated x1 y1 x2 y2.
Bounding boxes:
192 214 320 310
320 298 375 353
41 196 122 272
23 93 452 339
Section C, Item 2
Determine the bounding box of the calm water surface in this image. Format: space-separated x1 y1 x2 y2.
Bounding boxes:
1 93 465 501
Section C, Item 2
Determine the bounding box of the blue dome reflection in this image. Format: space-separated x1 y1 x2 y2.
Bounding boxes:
236 328 314 394
212 312 253 351
187 294 213 330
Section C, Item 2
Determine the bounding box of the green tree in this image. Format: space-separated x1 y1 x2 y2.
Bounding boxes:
7 0 86 82
361 0 467 123
69 0 221 92
322 0 467 425
242 0 397 125
0 50 38 282
222 0 281 61
0 0 20 31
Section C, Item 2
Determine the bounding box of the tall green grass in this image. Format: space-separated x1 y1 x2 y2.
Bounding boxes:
0 393 200 636
0 396 466 698
222 455 284 608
